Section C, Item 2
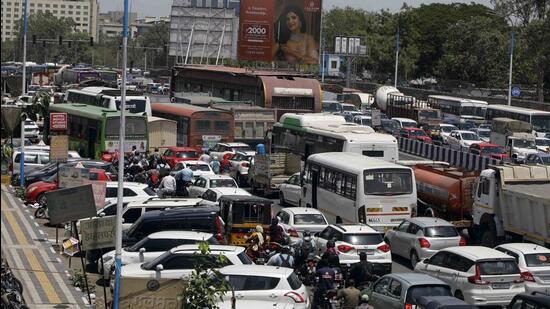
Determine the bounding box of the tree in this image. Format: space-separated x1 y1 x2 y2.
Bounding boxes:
178 242 229 309
137 22 170 68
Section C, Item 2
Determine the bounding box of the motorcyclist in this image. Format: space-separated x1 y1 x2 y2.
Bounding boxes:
268 217 287 245
245 225 265 262
313 259 337 308
337 279 362 309
127 157 144 178
293 230 316 268
175 166 194 197
322 240 340 267
349 252 376 290
267 246 295 268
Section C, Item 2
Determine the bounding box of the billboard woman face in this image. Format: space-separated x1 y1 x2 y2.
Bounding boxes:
286 11 301 33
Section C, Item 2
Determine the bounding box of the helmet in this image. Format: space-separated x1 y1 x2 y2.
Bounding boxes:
303 230 311 237
255 225 264 233
326 240 335 248
132 157 139 164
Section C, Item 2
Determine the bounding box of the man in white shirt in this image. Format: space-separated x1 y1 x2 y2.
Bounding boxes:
157 174 176 198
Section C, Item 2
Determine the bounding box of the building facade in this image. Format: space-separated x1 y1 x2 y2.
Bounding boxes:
1 0 99 41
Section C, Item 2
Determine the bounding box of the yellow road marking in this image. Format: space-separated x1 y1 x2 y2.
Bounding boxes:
3 201 62 304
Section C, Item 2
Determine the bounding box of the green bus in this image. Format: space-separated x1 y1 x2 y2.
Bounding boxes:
48 104 148 159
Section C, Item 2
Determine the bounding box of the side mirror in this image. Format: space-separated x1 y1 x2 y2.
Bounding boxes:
423 259 429 264
155 264 164 272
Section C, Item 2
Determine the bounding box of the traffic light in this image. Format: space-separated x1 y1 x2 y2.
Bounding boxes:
32 35 37 44
90 37 94 46
59 36 63 45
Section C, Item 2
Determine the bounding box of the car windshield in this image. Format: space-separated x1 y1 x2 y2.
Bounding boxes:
187 164 211 172
144 187 156 196
293 214 327 225
409 130 427 137
45 174 57 182
210 179 237 188
482 146 505 154
514 139 537 149
441 125 457 133
361 119 372 126
343 233 383 245
142 250 172 270
459 123 477 130
402 121 417 128
461 132 480 141
531 115 550 132
536 139 550 146
382 120 400 130
176 151 198 158
424 226 458 237
364 169 413 196
477 130 490 138
477 260 519 275
524 253 550 267
405 285 452 303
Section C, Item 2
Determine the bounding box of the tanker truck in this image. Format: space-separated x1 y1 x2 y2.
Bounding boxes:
472 164 550 247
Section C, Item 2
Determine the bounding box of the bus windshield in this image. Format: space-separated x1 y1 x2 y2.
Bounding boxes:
364 169 413 196
106 117 147 136
532 115 550 132
419 110 439 119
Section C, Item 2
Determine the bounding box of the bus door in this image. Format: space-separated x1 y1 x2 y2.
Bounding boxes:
311 170 318 209
305 143 313 159
88 126 97 158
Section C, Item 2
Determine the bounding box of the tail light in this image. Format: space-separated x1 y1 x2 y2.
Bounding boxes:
241 162 249 168
377 244 391 253
418 238 431 248
337 244 354 253
215 217 224 244
468 265 491 285
404 304 413 309
284 291 304 303
287 228 299 238
521 271 535 282
459 237 467 246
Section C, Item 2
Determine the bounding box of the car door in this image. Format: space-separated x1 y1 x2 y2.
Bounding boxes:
369 277 392 309
286 175 301 205
387 220 410 258
418 251 448 278
226 275 283 307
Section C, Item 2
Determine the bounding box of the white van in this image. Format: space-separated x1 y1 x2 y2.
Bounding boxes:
392 117 418 128
12 150 81 172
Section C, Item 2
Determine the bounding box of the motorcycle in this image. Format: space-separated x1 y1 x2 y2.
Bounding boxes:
298 258 317 286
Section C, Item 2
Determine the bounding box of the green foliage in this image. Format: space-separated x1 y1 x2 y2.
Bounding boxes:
179 242 229 309
70 269 95 293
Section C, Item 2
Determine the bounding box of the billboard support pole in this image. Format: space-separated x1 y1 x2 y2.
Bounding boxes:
200 8 212 64
216 9 227 65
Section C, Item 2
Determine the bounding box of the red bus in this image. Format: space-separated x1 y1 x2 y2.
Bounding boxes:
151 103 234 151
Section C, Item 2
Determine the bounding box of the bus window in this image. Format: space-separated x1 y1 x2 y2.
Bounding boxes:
364 169 413 196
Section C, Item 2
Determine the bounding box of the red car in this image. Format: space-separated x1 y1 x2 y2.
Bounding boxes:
399 127 432 143
469 143 509 160
26 168 110 205
161 147 200 168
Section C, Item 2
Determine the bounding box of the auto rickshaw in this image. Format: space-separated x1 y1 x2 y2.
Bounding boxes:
218 195 273 246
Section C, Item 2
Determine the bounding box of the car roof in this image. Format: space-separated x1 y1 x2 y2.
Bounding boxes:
282 207 324 215
199 174 235 180
139 205 219 219
408 217 454 227
171 244 244 254
220 265 294 277
496 243 550 254
148 230 214 240
453 130 476 134
181 160 209 165
403 127 423 131
444 246 514 261
387 273 449 286
219 142 250 147
440 123 457 127
106 181 148 188
125 197 202 207
331 224 379 234
472 143 500 148
393 117 417 122
166 147 197 152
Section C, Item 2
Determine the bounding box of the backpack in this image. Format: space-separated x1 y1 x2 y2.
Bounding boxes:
300 239 314 258
280 254 292 268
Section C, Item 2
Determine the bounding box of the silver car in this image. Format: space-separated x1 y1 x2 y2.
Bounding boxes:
384 217 465 268
367 273 452 309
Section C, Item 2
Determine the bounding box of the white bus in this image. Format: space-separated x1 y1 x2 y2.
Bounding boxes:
485 104 550 137
65 86 152 116
272 113 399 162
303 152 416 231
427 95 487 124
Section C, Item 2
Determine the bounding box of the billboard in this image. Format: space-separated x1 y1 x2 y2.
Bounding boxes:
238 0 322 64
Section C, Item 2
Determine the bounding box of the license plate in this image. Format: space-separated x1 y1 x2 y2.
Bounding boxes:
541 276 550 281
359 249 375 255
492 283 510 289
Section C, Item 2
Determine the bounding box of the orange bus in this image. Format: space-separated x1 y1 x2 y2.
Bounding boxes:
151 103 234 151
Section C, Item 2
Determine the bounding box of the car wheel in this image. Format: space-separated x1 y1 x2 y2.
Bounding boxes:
279 192 286 206
34 207 47 219
410 251 420 269
454 290 464 300
37 193 47 206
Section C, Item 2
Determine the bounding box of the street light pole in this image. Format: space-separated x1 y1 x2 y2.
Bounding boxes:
112 0 129 307
394 21 400 88
507 31 514 106
19 0 29 188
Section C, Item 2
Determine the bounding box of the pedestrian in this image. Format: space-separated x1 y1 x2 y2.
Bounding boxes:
337 279 362 309
210 156 221 174
199 152 211 163
267 246 294 268
349 252 375 289
157 173 176 198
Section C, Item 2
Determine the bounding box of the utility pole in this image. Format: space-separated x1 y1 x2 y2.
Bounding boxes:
507 31 514 106
394 22 400 88
112 0 129 307
19 0 28 188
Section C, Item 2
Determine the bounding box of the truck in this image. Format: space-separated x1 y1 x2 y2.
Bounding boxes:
248 153 301 196
413 164 478 228
490 118 539 163
472 165 550 247
375 86 441 126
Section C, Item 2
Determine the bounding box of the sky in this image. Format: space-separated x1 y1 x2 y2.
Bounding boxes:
98 0 493 18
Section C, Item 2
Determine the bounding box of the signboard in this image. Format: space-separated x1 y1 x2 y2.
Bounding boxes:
238 0 322 64
49 135 68 162
49 113 67 131
512 86 521 97
59 166 106 209
201 135 222 151
333 36 365 55
105 140 147 153
80 216 116 251
334 36 341 54
46 185 97 225
371 109 381 127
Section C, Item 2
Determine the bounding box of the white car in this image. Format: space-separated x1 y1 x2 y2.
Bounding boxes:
208 142 255 161
228 151 253 186
104 181 156 206
414 246 525 306
98 231 218 279
118 245 251 281
188 174 238 198
174 160 215 179
315 224 392 272
439 124 459 144
275 207 328 243
392 117 418 128
279 172 302 207
494 243 550 294
535 137 550 152
217 265 310 309
474 128 491 143
447 130 482 151
200 187 252 206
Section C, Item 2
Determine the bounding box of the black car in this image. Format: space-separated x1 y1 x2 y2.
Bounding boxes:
508 292 550 309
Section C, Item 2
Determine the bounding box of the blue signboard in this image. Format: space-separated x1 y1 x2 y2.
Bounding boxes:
511 86 521 97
